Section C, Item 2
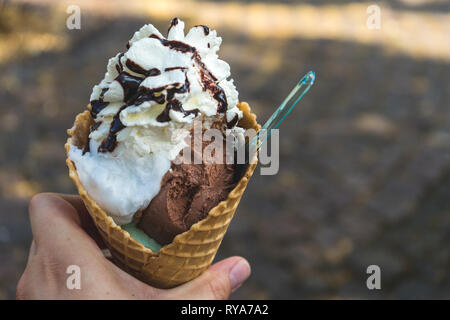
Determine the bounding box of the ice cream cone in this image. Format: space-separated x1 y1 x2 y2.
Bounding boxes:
65 102 260 288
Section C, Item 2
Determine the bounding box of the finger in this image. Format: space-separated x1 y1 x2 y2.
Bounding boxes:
49 193 107 249
30 193 107 250
28 193 105 257
164 256 251 300
55 194 91 223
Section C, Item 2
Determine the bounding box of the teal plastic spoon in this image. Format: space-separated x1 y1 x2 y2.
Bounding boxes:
243 71 315 162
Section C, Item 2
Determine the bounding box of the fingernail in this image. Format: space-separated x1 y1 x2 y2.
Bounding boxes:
229 260 251 292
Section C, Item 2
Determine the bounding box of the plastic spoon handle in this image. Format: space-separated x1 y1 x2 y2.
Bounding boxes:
251 71 315 151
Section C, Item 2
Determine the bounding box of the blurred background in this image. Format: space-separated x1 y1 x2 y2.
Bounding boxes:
1 0 450 299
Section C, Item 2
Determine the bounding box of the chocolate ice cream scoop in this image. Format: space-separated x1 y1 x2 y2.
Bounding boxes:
138 134 242 245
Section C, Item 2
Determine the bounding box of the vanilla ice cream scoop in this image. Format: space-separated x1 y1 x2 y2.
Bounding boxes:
69 18 244 224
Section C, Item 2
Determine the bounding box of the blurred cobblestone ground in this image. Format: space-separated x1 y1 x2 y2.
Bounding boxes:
1 0 450 299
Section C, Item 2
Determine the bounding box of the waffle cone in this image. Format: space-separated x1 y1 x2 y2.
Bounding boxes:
65 102 260 288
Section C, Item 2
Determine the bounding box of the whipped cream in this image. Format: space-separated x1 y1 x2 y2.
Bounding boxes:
69 18 244 224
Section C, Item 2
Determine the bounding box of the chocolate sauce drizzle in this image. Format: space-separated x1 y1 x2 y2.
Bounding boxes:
88 20 232 153
115 72 143 104
126 59 161 77
156 99 199 122
168 17 179 34
133 87 166 106
226 114 239 129
98 106 126 152
115 52 125 73
196 25 210 36
164 66 187 72
149 34 196 54
82 121 102 155
90 88 109 117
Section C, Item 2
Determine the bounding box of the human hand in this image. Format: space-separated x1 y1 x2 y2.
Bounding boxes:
16 193 251 300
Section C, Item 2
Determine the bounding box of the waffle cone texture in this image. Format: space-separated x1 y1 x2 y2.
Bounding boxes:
65 102 260 288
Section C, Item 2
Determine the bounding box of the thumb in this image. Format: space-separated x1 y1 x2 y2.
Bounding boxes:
165 257 251 300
